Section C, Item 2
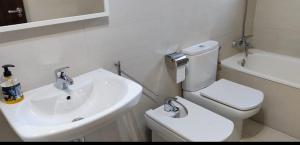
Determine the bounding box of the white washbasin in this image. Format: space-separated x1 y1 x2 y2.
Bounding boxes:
0 69 142 141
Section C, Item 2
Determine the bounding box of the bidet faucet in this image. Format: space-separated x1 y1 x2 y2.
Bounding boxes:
55 67 74 90
164 97 179 112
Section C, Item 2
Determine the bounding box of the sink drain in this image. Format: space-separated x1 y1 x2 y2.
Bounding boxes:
72 117 85 122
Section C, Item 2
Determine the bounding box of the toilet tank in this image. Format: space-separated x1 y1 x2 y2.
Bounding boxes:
182 41 219 92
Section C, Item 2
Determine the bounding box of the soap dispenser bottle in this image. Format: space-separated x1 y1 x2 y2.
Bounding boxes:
0 65 24 104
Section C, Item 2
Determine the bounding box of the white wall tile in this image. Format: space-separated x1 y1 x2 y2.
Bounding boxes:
253 0 300 58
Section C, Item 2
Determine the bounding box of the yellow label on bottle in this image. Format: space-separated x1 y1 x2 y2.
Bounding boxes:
4 95 24 104
1 83 24 104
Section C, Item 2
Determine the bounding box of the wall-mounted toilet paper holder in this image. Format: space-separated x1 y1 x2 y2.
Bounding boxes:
165 52 189 84
165 52 189 69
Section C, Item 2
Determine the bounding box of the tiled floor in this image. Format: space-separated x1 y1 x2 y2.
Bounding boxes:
241 120 299 142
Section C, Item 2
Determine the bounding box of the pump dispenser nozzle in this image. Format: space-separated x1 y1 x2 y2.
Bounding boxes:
2 64 15 77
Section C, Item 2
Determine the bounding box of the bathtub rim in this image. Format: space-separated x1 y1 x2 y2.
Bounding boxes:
221 49 300 90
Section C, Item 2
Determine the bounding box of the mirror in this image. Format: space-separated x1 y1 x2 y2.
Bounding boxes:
0 0 108 32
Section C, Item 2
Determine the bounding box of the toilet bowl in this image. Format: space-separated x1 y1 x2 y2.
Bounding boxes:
184 79 264 141
181 40 264 141
145 97 234 142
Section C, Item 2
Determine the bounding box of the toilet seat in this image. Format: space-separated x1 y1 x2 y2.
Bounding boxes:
200 79 264 111
145 97 234 142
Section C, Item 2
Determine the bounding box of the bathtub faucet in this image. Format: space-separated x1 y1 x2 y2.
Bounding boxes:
232 35 253 57
233 0 253 58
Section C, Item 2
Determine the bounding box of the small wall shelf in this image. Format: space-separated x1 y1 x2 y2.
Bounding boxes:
0 0 109 33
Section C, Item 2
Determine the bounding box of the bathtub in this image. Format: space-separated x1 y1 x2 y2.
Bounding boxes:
222 49 300 89
220 49 300 140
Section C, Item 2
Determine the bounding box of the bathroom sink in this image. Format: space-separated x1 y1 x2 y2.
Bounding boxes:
0 69 142 141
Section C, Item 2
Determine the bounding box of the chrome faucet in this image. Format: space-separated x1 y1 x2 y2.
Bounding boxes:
233 0 254 58
55 67 74 90
232 35 253 58
164 97 179 112
233 0 253 67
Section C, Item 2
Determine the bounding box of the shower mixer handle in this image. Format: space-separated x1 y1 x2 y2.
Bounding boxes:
233 0 253 57
232 34 254 58
232 37 253 49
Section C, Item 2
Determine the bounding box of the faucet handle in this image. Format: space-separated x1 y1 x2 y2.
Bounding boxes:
55 67 70 77
164 97 179 112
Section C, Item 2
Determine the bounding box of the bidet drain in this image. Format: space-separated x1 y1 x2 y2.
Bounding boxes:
72 117 85 122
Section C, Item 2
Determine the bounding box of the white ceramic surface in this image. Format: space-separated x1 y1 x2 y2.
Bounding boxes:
0 69 142 141
145 97 234 142
200 79 264 111
182 41 219 92
182 44 264 141
222 49 300 89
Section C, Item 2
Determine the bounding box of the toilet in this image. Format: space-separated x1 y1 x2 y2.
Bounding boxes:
145 40 264 142
145 97 234 142
182 40 264 141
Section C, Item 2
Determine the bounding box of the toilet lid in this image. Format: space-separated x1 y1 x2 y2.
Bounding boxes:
200 79 264 111
145 97 234 142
